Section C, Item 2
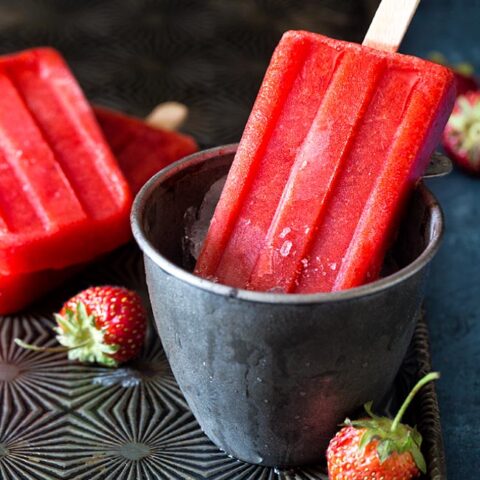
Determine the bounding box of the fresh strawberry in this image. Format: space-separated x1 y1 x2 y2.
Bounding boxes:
16 286 147 366
442 91 480 175
327 372 440 480
454 72 479 97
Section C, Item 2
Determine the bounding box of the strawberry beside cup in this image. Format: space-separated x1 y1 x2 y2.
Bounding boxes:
442 91 480 175
327 372 440 480
16 286 147 367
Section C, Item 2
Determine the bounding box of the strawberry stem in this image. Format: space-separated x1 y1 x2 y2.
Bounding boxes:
14 338 90 353
390 372 440 432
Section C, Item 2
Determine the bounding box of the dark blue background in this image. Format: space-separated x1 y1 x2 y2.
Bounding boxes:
403 0 480 476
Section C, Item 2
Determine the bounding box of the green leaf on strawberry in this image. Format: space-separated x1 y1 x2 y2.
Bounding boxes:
53 302 119 366
15 286 147 367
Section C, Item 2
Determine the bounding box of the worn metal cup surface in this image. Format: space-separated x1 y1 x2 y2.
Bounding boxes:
131 144 444 467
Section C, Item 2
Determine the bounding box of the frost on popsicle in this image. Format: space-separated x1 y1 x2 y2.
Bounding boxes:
183 175 227 262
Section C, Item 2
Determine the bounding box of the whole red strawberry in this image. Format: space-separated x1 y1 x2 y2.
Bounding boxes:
16 286 147 366
327 372 439 480
454 72 479 97
442 92 480 175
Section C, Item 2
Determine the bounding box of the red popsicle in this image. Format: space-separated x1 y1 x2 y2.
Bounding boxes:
0 266 81 315
195 29 455 293
0 48 132 275
94 106 198 194
0 106 198 314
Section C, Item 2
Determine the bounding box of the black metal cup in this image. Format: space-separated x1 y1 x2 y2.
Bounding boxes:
131 144 443 467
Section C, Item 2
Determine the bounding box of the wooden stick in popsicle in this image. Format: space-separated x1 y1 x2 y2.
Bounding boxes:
363 0 421 53
145 101 189 131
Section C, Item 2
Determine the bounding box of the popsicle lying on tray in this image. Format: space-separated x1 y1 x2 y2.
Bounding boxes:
94 106 198 195
195 29 455 293
0 48 132 275
0 106 198 314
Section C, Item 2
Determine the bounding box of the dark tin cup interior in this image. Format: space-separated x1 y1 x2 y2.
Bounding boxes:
131 144 443 467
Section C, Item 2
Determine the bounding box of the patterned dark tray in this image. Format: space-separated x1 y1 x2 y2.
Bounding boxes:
0 245 445 479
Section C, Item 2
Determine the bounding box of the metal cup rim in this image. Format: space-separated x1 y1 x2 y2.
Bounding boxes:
131 143 444 305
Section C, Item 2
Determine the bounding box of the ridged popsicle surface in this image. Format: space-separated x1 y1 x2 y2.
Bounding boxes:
195 31 456 293
0 48 132 275
94 107 198 195
0 105 198 314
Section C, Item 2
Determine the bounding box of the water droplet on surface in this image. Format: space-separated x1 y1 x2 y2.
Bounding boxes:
279 227 291 238
280 240 292 257
275 466 297 477
305 362 311 367
202 361 206 367
329 262 337 271
268 286 284 293
299 391 306 397
263 399 269 404
256 377 263 383
92 361 166 388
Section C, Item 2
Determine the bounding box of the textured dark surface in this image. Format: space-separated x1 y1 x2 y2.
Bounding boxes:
0 243 443 479
402 2 480 479
0 0 372 147
0 0 477 478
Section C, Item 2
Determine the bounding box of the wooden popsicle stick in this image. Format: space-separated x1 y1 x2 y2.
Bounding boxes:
363 0 421 53
145 101 188 131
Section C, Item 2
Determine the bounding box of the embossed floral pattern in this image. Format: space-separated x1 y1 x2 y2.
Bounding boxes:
0 245 330 479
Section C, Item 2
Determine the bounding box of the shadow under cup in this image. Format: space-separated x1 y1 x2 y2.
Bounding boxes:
131 144 443 467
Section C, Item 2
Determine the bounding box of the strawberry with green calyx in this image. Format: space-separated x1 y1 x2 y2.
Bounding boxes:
442 92 480 175
15 286 147 367
327 372 440 480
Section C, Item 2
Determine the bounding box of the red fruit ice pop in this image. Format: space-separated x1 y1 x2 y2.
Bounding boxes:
195 2 455 293
0 48 132 275
0 266 81 315
0 106 197 314
94 106 198 195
